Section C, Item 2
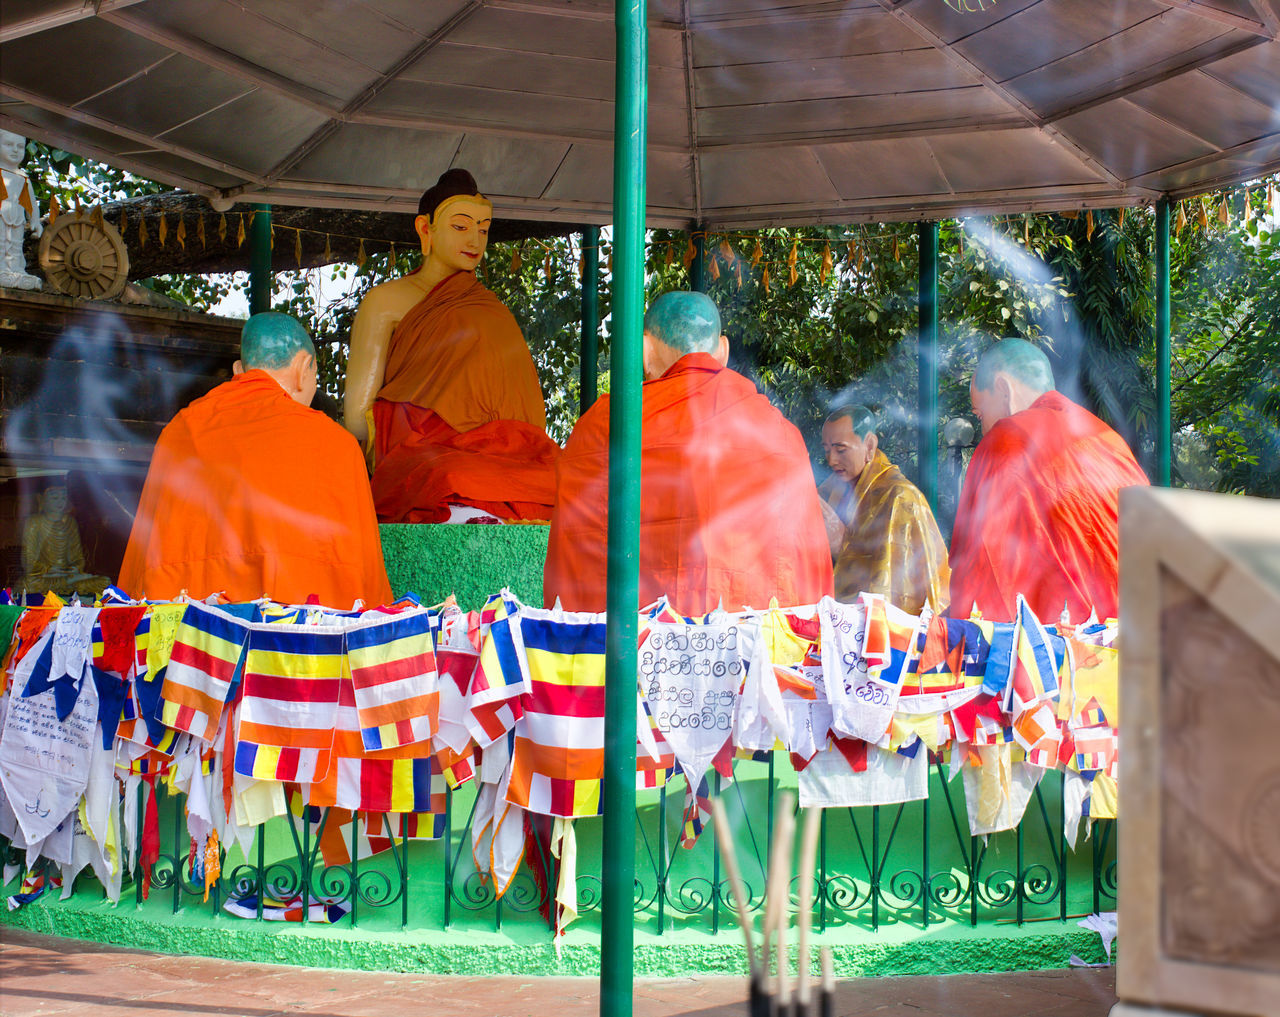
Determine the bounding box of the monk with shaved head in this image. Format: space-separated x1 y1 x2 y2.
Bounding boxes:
950 338 1149 622
544 291 832 614
119 312 392 606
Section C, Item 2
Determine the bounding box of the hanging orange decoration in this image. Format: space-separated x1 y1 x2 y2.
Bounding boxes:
735 260 743 289
819 242 832 284
175 216 187 251
294 229 303 267
247 210 256 229
607 249 613 272
1174 202 1187 234
788 262 798 287
1117 207 1126 230
751 239 763 268
389 241 396 264
761 265 770 294
708 256 721 282
1217 193 1229 227
665 243 674 268
718 237 735 265
119 209 127 235
218 213 227 243
787 239 798 271
138 214 148 248
1085 210 1094 242
683 237 696 270
1061 209 1078 220
236 214 246 248
1196 199 1209 230
91 205 104 231
48 194 61 223
356 239 367 268
1268 179 1276 211
577 250 585 280
846 239 856 267
196 214 206 249
891 236 900 262
543 251 552 281
322 234 332 263
158 212 168 248
511 244 523 274
856 244 866 271
1023 215 1030 246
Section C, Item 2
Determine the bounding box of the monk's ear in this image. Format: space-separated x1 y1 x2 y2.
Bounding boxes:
232 359 245 375
993 372 1014 415
864 432 878 462
714 334 730 367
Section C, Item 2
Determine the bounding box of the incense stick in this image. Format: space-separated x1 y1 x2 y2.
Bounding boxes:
767 795 796 1017
819 946 834 1017
795 806 823 1015
711 798 758 977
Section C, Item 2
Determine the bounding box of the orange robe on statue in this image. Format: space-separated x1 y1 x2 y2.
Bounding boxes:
544 353 834 615
370 271 558 523
949 391 1149 623
119 370 392 607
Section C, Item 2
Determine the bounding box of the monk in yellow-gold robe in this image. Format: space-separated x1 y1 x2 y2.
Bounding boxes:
822 406 950 615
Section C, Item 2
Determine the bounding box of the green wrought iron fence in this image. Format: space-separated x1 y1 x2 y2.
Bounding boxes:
4 758 1116 936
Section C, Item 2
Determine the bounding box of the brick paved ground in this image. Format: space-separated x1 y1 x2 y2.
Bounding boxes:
0 927 1117 1017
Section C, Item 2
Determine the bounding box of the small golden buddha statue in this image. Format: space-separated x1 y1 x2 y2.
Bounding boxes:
21 484 110 599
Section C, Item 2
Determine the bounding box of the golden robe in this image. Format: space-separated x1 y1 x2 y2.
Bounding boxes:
833 450 950 615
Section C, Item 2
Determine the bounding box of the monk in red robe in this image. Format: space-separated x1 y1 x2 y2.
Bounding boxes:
344 169 557 523
544 291 833 615
950 338 1149 623
119 313 392 607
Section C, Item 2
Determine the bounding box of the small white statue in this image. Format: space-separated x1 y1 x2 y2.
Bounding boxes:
0 129 44 290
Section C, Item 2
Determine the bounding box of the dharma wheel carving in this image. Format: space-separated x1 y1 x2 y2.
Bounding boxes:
38 211 129 300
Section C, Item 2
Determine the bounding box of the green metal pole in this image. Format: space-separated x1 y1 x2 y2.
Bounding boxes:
690 225 706 292
581 226 601 412
1155 199 1172 487
602 1 645 1015
248 203 273 314
917 221 939 510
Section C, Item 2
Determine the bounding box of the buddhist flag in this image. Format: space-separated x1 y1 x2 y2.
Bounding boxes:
162 602 251 741
345 609 439 751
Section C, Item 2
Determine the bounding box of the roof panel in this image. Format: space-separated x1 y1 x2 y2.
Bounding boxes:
1201 40 1280 106
816 138 953 201
77 56 254 139
1126 71 1280 151
692 8 919 66
289 124 464 191
450 7 683 68
953 0 1169 83
0 18 172 108
160 91 329 178
1056 101 1221 181
452 133 573 200
928 128 1101 192
695 50 978 108
700 147 840 210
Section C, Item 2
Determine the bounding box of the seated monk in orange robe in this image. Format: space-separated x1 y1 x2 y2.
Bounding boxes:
344 169 558 523
950 338 1150 623
544 291 833 615
119 312 392 607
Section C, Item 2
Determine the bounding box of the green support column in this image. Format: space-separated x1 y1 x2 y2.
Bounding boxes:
602 2 646 1016
581 226 601 412
917 221 939 511
1155 199 1172 487
689 225 706 292
248 203 273 315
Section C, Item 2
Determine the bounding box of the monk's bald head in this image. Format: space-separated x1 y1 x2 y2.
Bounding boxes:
825 404 876 439
240 312 316 370
973 339 1055 396
970 338 1054 433
644 291 721 355
642 291 729 380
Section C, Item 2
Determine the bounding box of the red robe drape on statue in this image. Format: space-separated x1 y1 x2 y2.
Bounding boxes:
949 391 1149 623
370 271 558 523
119 370 392 607
543 352 833 615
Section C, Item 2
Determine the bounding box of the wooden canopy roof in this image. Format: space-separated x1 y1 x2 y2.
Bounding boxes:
2 0 1278 227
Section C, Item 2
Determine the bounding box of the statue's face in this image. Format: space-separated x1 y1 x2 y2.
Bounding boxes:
0 131 25 170
425 198 491 275
42 486 68 516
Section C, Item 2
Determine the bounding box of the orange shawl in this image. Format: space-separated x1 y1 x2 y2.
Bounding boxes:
119 371 392 606
544 353 833 615
949 391 1149 623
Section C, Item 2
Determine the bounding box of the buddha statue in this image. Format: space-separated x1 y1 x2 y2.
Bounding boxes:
21 484 110 599
0 129 43 290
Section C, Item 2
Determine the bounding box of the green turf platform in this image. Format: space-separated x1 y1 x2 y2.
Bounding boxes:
380 523 548 609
